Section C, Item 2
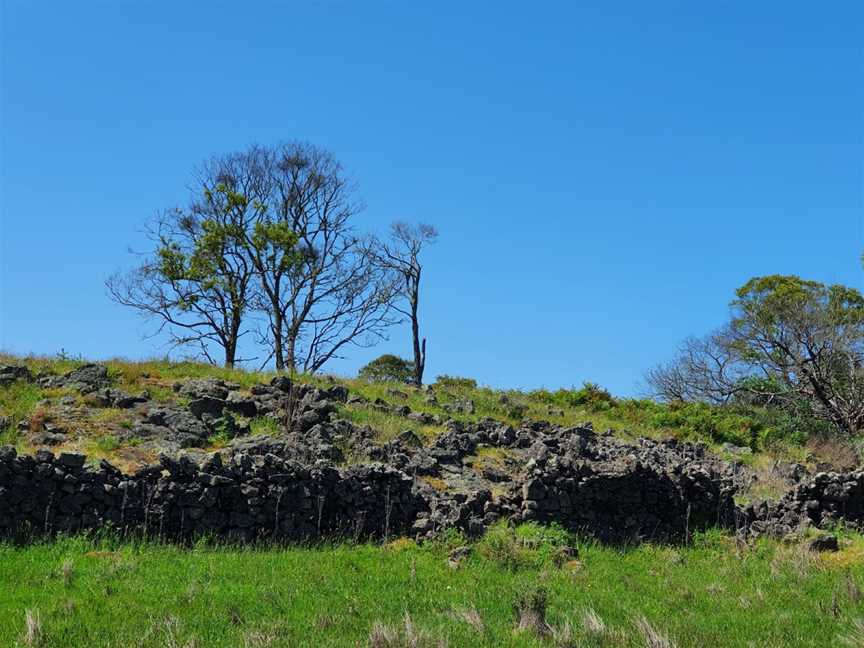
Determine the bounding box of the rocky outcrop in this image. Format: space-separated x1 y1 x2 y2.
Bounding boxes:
0 365 33 387
6 363 864 545
398 420 737 542
739 470 864 539
38 363 111 393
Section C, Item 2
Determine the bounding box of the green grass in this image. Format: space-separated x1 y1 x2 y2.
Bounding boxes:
91 435 120 454
339 405 443 444
1 525 863 647
250 416 280 436
0 380 43 447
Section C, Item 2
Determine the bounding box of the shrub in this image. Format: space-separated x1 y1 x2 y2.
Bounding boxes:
477 522 574 571
434 374 478 390
358 355 414 383
529 382 616 412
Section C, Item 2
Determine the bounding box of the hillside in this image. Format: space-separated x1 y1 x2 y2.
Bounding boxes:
0 353 834 472
0 352 856 540
3 353 864 646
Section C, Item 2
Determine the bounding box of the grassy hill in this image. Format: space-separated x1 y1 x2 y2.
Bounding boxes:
0 352 837 474
3 352 863 647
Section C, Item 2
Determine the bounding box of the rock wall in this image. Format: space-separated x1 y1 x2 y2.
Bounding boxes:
0 447 423 542
739 470 864 539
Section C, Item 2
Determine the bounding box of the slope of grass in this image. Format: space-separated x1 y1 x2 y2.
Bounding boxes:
0 380 42 447
0 352 831 469
1 525 863 647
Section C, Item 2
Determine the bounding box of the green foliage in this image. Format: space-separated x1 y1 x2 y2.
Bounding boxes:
477 521 574 571
434 374 478 390
93 435 121 453
528 382 616 412
0 381 42 446
250 416 280 436
645 401 756 447
250 221 299 272
734 274 864 330
359 354 414 383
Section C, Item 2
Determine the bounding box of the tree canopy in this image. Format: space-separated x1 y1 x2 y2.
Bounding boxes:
647 275 864 436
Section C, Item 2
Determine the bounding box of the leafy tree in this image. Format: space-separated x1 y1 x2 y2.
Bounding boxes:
192 146 301 371
108 146 300 368
358 354 414 383
109 142 400 373
728 275 864 435
106 198 258 367
647 275 864 435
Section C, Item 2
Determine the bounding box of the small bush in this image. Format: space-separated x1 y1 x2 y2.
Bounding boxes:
529 382 616 412
94 435 120 453
477 522 574 570
359 355 414 383
434 374 477 390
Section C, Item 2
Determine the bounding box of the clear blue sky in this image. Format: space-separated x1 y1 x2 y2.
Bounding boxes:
1 2 861 395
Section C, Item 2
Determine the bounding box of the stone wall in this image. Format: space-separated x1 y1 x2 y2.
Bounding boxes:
739 470 864 539
0 446 423 542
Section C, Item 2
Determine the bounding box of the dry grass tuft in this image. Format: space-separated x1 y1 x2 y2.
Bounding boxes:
149 616 199 648
384 537 417 553
368 613 446 647
21 609 43 648
242 630 278 648
582 607 607 636
770 543 815 579
807 435 860 472
846 573 863 603
61 560 74 587
451 607 484 633
418 476 449 492
28 407 50 433
513 586 551 638
550 608 614 647
839 617 864 647
634 616 677 648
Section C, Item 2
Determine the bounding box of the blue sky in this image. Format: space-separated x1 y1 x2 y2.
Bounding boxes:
1 1 861 395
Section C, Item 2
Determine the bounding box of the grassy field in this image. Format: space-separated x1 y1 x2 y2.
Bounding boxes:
3 524 864 647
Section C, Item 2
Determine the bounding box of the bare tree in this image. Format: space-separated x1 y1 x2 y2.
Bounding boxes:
645 329 744 404
263 142 400 373
370 222 438 385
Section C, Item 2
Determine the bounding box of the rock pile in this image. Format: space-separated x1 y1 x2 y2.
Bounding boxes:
739 470 864 539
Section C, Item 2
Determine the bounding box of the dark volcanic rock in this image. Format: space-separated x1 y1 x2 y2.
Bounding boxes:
10 377 864 547
179 379 230 401
37 363 110 393
188 397 227 419
65 364 110 393
0 364 33 386
808 534 839 552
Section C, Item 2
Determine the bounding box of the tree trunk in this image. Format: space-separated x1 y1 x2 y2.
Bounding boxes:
411 288 424 385
224 337 236 368
272 311 285 372
285 332 297 375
